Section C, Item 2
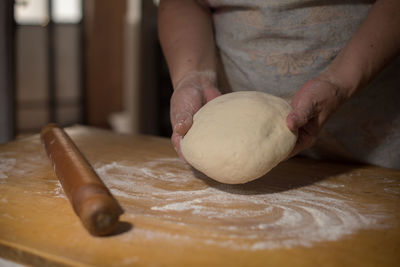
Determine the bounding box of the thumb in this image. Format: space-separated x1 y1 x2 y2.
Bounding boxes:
286 80 321 131
286 97 316 132
170 85 205 137
173 111 193 136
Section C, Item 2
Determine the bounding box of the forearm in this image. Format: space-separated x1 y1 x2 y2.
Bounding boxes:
321 0 400 98
158 0 216 88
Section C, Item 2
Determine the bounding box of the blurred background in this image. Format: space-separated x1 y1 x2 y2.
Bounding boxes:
0 0 173 144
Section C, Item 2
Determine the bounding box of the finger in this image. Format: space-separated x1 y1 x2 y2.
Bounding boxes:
287 127 317 158
170 87 220 136
172 111 193 136
170 88 202 136
286 113 301 132
171 131 187 162
287 83 319 131
203 87 221 102
286 104 316 132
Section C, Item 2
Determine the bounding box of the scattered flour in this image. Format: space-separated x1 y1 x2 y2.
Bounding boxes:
92 158 392 250
54 181 65 198
0 153 17 179
1 135 396 251
0 150 49 180
0 257 25 267
1 147 394 251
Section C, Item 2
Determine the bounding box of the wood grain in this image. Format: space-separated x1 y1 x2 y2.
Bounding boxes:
0 126 399 266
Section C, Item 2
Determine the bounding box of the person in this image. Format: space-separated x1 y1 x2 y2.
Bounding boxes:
158 0 400 169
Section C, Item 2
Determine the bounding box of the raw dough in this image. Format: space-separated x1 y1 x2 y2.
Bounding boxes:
181 91 297 184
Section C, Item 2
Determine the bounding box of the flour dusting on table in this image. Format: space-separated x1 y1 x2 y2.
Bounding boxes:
0 153 17 179
91 158 391 250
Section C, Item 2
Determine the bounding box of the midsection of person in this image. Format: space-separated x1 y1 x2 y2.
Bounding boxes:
158 0 400 170
204 0 400 169
206 0 372 96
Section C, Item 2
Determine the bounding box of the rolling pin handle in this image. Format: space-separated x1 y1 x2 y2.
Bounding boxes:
73 183 124 235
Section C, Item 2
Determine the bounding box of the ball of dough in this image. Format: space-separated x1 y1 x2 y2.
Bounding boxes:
181 91 297 184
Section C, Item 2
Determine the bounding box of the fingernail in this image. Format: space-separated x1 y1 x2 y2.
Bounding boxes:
174 122 182 132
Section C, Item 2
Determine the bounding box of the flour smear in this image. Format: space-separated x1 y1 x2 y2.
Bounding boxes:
2 147 393 250
90 158 392 250
0 153 17 179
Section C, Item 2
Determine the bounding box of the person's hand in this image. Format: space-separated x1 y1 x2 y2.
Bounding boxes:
286 77 350 157
170 71 221 159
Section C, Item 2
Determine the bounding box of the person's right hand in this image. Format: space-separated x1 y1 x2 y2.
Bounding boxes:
170 71 221 159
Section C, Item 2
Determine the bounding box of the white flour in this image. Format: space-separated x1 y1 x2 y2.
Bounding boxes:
0 153 16 179
2 146 393 251
92 158 391 250
0 149 49 180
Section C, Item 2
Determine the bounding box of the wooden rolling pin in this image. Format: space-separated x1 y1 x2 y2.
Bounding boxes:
41 124 123 236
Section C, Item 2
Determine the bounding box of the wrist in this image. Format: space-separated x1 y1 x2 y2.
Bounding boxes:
319 44 375 100
318 62 363 101
174 70 218 92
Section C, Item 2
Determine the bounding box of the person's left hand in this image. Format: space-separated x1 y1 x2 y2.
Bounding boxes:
286 78 350 157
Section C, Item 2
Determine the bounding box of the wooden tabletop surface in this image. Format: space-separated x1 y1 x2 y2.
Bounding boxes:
0 126 399 266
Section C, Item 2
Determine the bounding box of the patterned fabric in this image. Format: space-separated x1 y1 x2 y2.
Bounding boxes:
204 0 400 169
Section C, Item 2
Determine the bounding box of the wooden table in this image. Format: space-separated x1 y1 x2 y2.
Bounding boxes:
0 126 399 266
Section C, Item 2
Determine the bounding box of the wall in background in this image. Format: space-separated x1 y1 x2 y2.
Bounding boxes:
108 0 141 134
4 0 173 140
14 0 84 135
84 0 125 129
16 26 48 131
0 0 15 143
137 0 173 137
88 0 173 137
